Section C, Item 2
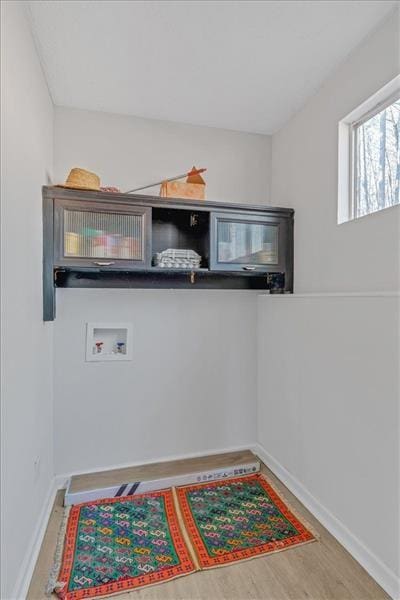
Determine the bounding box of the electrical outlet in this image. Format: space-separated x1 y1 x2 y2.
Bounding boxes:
34 456 41 480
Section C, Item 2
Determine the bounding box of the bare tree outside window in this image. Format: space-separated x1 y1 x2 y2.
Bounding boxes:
354 98 400 217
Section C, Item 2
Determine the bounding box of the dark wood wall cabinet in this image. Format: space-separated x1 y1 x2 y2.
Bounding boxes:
42 186 294 320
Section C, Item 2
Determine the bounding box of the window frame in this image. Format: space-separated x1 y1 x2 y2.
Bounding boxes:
337 75 400 225
349 91 400 221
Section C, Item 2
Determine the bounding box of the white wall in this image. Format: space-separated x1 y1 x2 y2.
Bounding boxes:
0 2 54 598
257 295 399 594
53 108 269 475
271 9 400 293
258 9 400 599
54 106 272 204
54 289 257 474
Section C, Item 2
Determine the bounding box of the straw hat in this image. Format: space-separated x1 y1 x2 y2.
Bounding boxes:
58 168 100 191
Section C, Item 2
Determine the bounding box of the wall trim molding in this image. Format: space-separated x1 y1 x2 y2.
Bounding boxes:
12 476 63 600
258 291 400 298
254 443 400 600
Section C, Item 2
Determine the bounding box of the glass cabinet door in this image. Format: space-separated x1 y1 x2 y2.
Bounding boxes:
210 212 284 272
55 200 151 268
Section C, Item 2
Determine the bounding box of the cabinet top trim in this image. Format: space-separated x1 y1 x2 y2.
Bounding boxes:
43 186 294 216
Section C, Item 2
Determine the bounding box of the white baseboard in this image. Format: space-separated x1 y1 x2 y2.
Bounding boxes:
254 443 400 600
11 475 65 600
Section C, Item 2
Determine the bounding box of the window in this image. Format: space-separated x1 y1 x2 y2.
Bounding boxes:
353 96 400 218
338 77 400 224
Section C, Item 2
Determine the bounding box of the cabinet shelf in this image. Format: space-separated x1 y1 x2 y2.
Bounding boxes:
43 186 294 320
56 266 274 276
150 266 209 273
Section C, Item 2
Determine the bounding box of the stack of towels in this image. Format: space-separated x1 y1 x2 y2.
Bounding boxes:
154 248 202 269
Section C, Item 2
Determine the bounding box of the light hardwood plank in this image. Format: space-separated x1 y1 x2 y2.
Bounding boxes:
27 460 390 600
69 450 257 493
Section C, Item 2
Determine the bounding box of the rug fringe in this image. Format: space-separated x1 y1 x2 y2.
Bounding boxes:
45 504 71 596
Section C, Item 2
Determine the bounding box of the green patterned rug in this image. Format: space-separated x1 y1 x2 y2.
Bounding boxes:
176 473 316 569
52 474 317 599
54 489 195 599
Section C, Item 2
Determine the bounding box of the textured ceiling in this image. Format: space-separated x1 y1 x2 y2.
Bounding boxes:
27 0 397 134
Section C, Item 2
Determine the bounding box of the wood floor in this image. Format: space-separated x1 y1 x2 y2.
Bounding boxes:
27 459 390 600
